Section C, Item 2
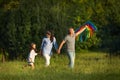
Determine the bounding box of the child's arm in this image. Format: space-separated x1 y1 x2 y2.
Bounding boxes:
35 52 37 56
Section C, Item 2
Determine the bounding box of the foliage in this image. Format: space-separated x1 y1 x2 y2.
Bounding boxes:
0 0 120 60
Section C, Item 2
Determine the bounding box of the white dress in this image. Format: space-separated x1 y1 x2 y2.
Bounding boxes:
28 50 37 63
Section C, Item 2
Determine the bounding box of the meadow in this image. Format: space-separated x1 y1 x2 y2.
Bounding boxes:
0 51 120 80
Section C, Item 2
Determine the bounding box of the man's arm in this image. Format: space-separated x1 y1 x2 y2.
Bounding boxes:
57 40 66 54
75 25 88 37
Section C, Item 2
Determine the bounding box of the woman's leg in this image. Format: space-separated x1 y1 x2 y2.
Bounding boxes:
43 54 51 67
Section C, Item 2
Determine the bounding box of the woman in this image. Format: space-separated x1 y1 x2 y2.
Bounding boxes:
40 31 58 67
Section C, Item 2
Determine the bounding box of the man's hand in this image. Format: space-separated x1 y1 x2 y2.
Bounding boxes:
57 49 60 54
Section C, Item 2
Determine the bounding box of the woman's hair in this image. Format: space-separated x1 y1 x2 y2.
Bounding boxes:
46 31 51 35
50 33 54 42
46 31 54 42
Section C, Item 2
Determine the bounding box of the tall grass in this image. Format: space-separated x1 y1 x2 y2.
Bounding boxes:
0 52 120 80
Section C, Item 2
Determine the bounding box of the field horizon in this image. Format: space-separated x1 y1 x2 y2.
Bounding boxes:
0 52 120 80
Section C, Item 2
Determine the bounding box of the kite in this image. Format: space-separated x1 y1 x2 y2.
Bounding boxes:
75 21 97 42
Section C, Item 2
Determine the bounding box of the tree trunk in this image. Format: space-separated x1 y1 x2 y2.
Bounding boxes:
1 48 6 63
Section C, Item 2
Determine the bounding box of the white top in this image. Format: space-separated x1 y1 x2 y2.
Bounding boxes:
41 37 58 55
28 50 37 63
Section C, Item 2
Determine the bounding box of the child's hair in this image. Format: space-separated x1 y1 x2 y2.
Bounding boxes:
30 43 36 50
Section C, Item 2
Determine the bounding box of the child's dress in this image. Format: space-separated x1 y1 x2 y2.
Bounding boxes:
28 50 37 64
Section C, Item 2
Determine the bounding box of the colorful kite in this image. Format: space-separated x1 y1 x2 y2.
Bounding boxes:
75 21 97 42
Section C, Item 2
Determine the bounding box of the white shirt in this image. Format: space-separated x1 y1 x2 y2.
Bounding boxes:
28 50 37 63
41 37 58 55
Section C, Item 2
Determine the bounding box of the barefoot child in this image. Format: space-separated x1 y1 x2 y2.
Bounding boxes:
27 43 37 69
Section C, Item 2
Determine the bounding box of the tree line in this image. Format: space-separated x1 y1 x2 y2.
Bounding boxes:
0 0 120 60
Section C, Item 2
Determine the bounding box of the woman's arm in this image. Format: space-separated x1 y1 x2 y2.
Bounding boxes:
53 37 58 51
40 38 45 50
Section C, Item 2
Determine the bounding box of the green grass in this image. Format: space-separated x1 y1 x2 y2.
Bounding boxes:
0 52 120 80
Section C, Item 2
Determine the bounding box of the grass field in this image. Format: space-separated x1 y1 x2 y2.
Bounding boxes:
0 52 120 80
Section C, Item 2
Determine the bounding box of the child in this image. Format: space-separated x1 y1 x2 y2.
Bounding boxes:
27 43 37 69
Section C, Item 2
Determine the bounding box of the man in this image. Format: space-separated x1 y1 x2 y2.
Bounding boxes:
58 26 87 68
